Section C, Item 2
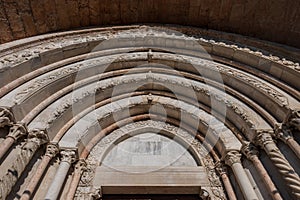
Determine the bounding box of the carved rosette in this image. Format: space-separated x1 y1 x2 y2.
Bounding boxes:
60 149 78 164
224 151 242 167
45 143 59 158
6 123 27 141
241 142 259 161
0 107 14 128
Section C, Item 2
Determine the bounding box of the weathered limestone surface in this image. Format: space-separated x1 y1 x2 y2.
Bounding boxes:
0 0 299 48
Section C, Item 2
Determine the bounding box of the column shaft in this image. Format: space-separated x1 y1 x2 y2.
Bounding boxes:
0 137 14 161
286 139 300 159
44 149 77 200
231 162 258 200
20 142 58 200
44 161 71 200
256 131 300 199
251 156 282 200
220 173 237 200
20 155 52 200
66 160 86 200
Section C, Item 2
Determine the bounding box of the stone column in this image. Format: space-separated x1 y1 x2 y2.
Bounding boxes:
0 129 48 200
224 150 259 200
44 149 77 200
274 123 300 160
255 131 300 199
66 159 87 200
20 143 59 200
0 107 13 128
0 123 27 161
242 142 282 200
215 162 237 200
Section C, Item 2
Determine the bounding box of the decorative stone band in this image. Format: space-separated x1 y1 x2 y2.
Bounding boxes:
254 130 300 199
241 141 259 161
6 123 27 141
0 107 14 128
0 129 49 199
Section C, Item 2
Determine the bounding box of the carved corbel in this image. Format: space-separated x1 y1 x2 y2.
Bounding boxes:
60 148 78 164
6 123 27 141
0 107 14 128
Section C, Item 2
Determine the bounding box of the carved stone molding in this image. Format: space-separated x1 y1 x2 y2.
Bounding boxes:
45 143 59 158
224 151 242 166
0 107 14 128
60 149 78 164
241 142 259 161
6 123 27 141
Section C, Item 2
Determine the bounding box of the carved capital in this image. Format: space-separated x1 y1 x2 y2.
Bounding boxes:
60 149 78 164
215 162 227 175
254 130 274 147
75 159 87 172
91 187 102 199
28 129 49 145
22 130 49 151
241 141 259 161
274 123 293 143
45 143 59 158
199 188 211 200
6 123 27 141
0 107 14 128
224 151 242 166
286 109 300 131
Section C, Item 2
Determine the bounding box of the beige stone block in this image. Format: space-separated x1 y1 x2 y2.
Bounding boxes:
94 166 208 194
213 44 235 59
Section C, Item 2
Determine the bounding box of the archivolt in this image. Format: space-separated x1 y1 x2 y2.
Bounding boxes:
0 25 299 200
